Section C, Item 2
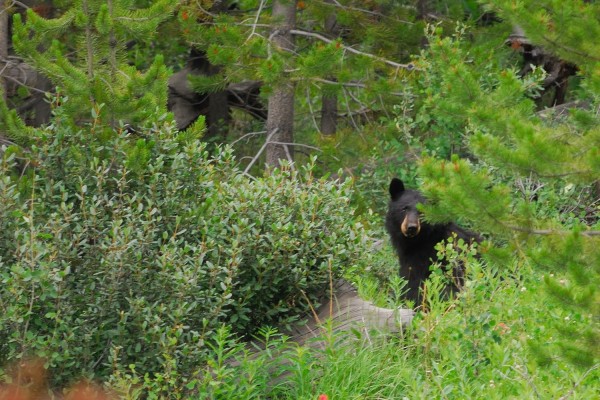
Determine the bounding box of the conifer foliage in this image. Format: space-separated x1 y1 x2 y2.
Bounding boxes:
11 0 174 129
411 2 599 369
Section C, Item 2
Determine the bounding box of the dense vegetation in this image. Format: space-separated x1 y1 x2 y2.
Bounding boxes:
0 0 598 399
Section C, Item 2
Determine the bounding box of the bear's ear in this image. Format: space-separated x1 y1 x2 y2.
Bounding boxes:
389 178 405 201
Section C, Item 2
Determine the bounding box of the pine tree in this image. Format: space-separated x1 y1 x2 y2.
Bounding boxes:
409 2 599 369
179 0 425 169
9 0 175 131
264 0 296 167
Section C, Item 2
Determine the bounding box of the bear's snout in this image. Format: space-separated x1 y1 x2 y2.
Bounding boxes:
401 214 421 238
405 224 419 237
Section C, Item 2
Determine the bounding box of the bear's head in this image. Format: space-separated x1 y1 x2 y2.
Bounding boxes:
386 178 427 238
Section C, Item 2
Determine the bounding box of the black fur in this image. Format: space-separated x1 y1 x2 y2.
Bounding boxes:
385 178 479 303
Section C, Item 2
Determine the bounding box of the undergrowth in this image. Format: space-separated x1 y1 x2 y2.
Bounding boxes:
173 245 598 399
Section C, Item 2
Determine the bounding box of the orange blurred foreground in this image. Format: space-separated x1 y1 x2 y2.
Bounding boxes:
0 359 116 400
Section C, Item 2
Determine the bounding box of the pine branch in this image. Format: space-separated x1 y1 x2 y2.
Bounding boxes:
289 29 419 71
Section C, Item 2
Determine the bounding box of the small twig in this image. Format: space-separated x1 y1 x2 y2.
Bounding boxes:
300 289 322 327
195 0 218 18
324 0 415 26
245 0 267 43
10 1 32 10
337 106 370 118
510 362 541 399
2 74 49 95
91 340 113 370
268 141 322 152
292 76 414 97
305 86 320 133
542 35 600 62
344 88 375 128
328 259 333 318
283 143 294 168
231 130 266 145
379 94 390 119
342 87 359 130
308 77 366 88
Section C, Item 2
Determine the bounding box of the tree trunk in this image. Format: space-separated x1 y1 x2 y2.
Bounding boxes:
320 91 337 136
0 0 9 101
265 0 296 168
416 0 429 20
320 5 339 136
207 64 230 139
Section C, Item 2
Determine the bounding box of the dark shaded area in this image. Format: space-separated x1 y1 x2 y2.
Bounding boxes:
507 26 578 107
167 49 266 140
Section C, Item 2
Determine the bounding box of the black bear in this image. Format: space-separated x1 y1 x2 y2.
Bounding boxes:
385 178 480 304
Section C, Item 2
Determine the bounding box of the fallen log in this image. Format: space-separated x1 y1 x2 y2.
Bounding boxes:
276 279 414 349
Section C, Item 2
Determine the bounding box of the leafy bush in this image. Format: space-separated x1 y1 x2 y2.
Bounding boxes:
0 121 368 388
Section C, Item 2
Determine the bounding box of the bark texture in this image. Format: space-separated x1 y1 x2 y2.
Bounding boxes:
265 0 296 168
0 0 8 101
320 2 339 137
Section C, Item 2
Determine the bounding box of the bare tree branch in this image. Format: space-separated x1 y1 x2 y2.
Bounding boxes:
244 128 277 175
268 141 322 152
341 87 359 130
231 130 267 146
241 128 323 177
245 0 267 43
297 77 413 97
305 86 320 133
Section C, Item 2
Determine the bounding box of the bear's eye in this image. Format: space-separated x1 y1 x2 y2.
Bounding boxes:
401 206 408 212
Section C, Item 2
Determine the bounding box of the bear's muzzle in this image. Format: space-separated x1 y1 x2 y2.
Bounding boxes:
401 214 421 238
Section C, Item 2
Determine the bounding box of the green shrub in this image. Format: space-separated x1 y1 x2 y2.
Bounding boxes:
0 121 368 388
